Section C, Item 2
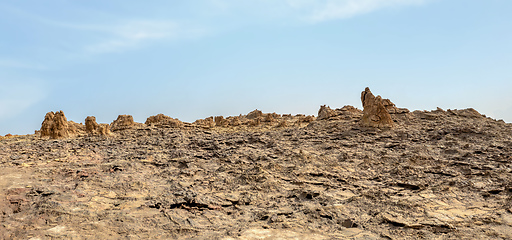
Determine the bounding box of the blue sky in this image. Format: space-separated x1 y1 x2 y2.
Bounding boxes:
1 0 511 135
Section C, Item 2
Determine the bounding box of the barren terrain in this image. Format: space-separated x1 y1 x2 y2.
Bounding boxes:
1 90 512 239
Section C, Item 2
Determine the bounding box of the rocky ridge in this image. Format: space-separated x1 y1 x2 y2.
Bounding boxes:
1 88 512 239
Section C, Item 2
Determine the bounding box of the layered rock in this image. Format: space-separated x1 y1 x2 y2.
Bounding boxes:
360 87 394 128
145 114 183 128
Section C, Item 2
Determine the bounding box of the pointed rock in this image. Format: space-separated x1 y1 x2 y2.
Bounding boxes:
40 111 77 139
360 88 394 128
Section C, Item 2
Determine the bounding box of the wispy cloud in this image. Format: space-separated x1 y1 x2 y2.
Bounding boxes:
0 59 47 70
53 19 206 54
83 20 181 54
286 0 427 22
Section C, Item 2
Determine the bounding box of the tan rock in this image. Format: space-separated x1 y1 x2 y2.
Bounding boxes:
145 114 183 128
318 105 335 120
214 116 230 127
110 115 135 131
40 111 78 139
360 87 394 128
230 116 241 126
264 113 277 123
247 109 263 119
40 112 55 137
249 118 261 127
85 116 99 134
447 108 483 118
277 120 288 128
51 111 71 139
86 116 111 136
300 115 316 123
194 117 215 129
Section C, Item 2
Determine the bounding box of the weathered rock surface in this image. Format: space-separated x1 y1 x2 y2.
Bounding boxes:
2 103 512 239
318 105 336 120
110 114 138 131
360 87 395 128
85 116 111 136
145 114 183 128
40 111 83 139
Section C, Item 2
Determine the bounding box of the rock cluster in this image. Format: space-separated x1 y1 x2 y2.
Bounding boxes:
3 103 511 239
360 87 395 128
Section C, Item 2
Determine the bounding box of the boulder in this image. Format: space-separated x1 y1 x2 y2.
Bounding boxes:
360 88 394 128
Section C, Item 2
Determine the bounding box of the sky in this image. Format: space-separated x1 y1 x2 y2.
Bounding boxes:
1 0 511 135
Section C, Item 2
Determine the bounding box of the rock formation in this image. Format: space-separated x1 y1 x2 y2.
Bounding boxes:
40 111 79 139
214 116 230 127
317 105 335 120
110 115 136 131
85 116 111 136
194 117 215 129
360 87 394 128
85 116 99 134
145 114 183 128
247 109 263 119
230 116 241 126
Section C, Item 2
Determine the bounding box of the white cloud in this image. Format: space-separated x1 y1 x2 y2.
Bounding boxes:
202 0 429 24
287 0 427 22
308 0 424 22
83 20 181 54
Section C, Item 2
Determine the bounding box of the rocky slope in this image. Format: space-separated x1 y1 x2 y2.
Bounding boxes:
1 89 512 239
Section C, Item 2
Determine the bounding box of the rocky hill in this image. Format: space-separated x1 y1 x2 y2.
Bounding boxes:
1 88 512 239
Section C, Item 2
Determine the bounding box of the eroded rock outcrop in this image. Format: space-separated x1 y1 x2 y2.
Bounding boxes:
194 117 215 129
110 115 136 131
247 109 263 119
318 105 336 120
360 87 394 128
85 116 111 136
40 111 80 139
145 114 183 128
